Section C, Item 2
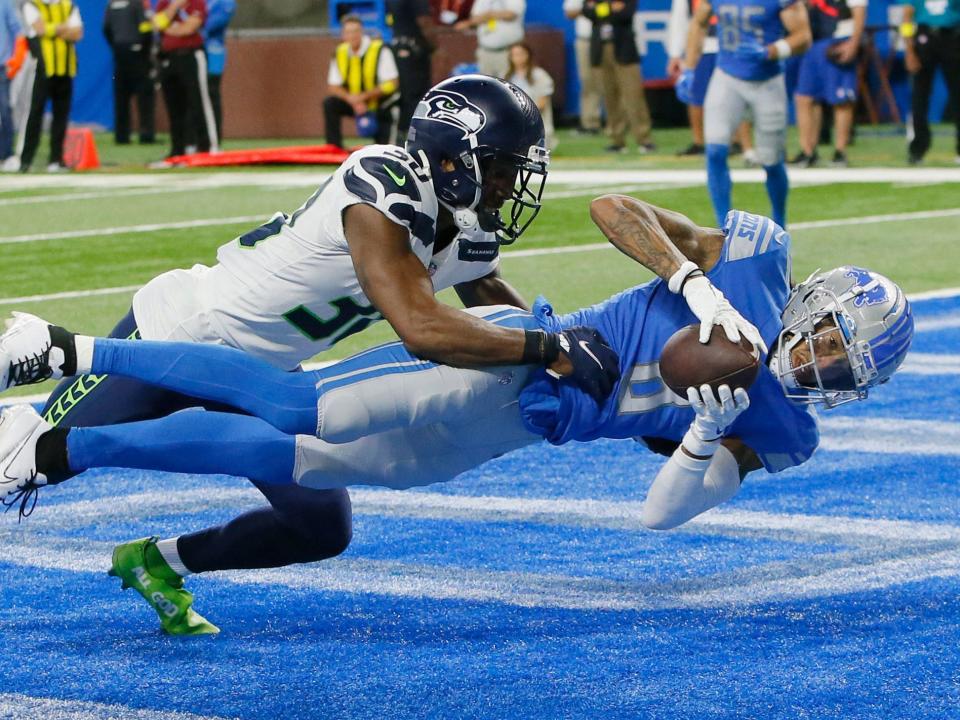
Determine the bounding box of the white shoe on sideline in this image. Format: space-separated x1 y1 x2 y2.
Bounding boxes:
0 156 20 173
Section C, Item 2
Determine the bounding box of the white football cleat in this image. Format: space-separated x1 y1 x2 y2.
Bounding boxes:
0 405 50 507
0 312 72 390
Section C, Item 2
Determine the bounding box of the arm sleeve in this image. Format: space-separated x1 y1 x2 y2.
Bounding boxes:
641 444 742 530
205 0 235 34
66 5 82 29
328 56 342 87
378 44 399 83
667 0 690 58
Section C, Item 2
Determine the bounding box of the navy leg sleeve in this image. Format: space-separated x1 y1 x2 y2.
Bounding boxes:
91 337 319 435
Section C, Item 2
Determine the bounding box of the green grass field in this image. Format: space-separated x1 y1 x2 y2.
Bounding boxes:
2 125 959 399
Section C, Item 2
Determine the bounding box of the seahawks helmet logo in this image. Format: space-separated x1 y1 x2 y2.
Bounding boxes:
416 90 487 140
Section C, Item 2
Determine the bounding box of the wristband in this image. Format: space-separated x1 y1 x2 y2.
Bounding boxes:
773 39 791 60
522 330 561 365
667 260 703 295
154 13 170 30
681 424 721 459
900 22 916 39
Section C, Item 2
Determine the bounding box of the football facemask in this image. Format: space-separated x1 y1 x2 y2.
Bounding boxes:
769 267 914 408
470 145 549 244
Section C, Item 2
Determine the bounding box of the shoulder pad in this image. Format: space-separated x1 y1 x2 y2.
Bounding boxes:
722 210 790 261
342 146 436 243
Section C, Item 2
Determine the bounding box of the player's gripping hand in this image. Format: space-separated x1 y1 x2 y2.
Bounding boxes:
668 261 768 353
687 383 750 440
674 69 695 105
548 326 621 405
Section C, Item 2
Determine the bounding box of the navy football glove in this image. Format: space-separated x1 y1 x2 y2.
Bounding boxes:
555 326 621 405
674 69 695 105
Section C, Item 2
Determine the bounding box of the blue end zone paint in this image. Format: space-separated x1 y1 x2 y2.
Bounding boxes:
0 295 958 719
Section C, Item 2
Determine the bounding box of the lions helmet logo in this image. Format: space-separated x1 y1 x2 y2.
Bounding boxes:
415 90 487 140
844 267 889 307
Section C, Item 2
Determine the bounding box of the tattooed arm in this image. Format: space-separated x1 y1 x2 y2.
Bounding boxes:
589 194 725 279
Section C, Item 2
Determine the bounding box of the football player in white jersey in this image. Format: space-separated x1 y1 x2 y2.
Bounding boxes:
23 75 619 635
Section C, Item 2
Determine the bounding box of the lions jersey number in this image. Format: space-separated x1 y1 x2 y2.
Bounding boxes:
716 4 766 51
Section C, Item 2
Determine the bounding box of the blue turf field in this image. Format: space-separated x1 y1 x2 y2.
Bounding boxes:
0 295 957 720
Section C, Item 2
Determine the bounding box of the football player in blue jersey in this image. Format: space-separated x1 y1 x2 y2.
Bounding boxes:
0 195 913 633
677 0 812 227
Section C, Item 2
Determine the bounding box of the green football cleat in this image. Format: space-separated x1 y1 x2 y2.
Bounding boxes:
108 537 220 636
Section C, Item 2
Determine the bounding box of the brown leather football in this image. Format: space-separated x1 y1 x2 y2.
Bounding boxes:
659 324 762 397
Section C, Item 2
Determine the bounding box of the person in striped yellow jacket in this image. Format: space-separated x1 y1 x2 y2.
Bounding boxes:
323 14 400 149
18 0 82 172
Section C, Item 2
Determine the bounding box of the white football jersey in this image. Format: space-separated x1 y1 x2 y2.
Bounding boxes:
133 145 501 370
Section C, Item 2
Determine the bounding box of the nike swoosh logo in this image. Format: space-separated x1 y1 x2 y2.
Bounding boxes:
578 340 604 369
384 165 407 187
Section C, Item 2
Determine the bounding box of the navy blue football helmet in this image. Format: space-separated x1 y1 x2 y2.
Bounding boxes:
406 75 549 244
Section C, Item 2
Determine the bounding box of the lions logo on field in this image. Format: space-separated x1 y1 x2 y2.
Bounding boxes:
415 90 487 140
845 267 889 307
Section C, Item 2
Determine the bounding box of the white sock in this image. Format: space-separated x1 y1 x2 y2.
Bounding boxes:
74 335 95 375
156 537 192 577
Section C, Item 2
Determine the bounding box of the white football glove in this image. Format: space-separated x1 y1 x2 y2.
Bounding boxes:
668 261 768 354
686 383 751 443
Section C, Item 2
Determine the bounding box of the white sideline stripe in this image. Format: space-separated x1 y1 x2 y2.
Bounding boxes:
24 486 960 546
0 285 142 305
819 417 960 456
5 198 960 246
916 315 960 332
5 167 958 193
4 489 960 610
0 186 197 207
0 694 234 720
900 352 960 375
0 216 265 245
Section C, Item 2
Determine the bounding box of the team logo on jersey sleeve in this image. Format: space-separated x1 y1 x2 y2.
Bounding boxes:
416 90 486 139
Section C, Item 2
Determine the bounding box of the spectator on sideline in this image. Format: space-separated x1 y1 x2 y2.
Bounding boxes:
104 0 155 145
902 0 960 165
386 0 437 139
204 0 234 144
506 41 557 150
0 0 22 167
791 0 865 167
455 0 525 78
667 0 758 161
583 0 655 153
323 14 400 149
18 0 83 173
563 0 602 134
155 0 218 159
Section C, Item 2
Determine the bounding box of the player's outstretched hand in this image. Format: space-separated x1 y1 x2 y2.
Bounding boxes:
674 69 694 105
687 383 750 440
681 274 768 354
554 326 621 405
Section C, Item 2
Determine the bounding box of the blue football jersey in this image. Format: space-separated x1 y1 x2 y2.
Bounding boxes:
519 210 819 473
715 0 797 81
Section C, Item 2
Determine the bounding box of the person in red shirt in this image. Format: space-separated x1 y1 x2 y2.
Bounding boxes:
154 0 218 158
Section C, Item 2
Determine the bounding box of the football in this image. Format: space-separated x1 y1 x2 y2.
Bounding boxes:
659 324 762 397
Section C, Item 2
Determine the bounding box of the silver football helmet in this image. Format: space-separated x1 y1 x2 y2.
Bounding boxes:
768 266 914 408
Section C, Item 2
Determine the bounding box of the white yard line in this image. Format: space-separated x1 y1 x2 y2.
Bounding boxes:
0 216 265 245
0 695 236 720
3 486 960 611
3 167 960 193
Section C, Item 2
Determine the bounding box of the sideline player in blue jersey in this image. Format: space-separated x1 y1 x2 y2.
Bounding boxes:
0 196 913 633
677 0 812 227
